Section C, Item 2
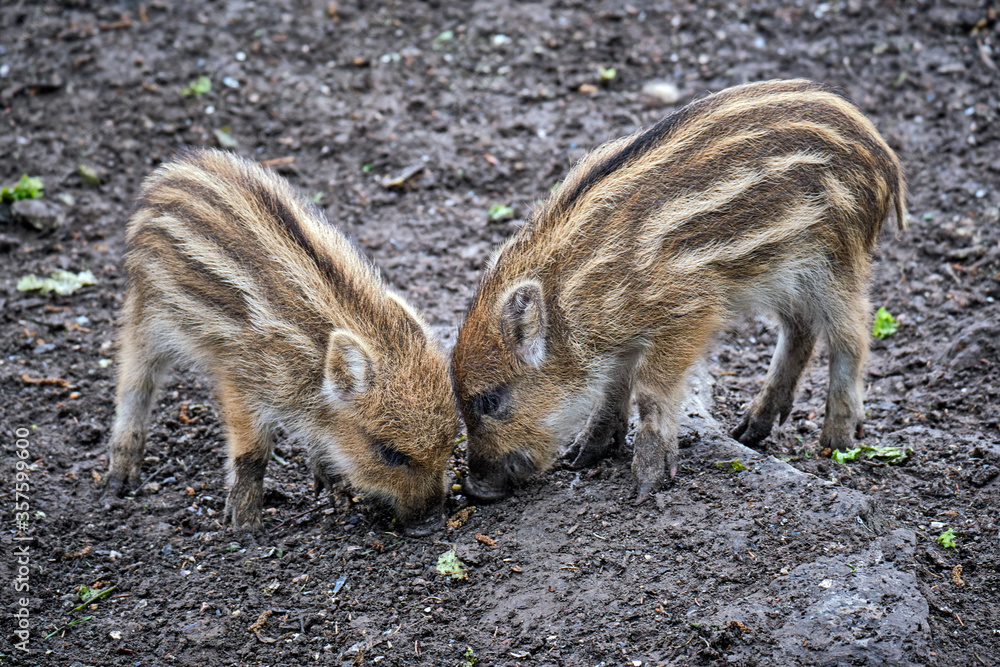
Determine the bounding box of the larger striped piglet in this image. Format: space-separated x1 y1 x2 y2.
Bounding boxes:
453 79 906 504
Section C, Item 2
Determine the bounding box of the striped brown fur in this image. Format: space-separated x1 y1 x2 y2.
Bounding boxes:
107 148 458 535
453 79 906 503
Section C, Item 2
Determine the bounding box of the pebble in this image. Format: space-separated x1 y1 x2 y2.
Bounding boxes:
11 198 64 231
641 80 680 104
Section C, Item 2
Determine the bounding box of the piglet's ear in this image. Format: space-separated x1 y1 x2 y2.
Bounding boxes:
500 280 546 367
324 330 373 404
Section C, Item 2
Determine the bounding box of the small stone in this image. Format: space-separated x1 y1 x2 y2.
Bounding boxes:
641 80 680 104
78 163 102 186
11 198 64 231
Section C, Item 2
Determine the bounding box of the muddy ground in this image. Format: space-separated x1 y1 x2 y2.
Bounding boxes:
1 1 998 665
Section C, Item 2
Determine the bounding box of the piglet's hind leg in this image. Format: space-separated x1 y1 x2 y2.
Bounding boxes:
107 326 169 497
732 314 817 449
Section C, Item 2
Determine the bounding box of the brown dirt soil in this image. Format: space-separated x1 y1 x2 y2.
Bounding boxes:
1 1 998 665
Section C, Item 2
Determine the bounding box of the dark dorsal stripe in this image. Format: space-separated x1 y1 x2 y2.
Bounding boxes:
553 80 852 220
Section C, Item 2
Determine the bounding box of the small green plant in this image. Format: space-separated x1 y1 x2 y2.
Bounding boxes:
872 306 898 339
831 447 862 464
488 203 514 221
459 646 478 667
1 174 44 203
17 270 97 296
714 458 746 471
73 584 117 612
182 75 212 97
214 127 238 148
309 192 324 203
362 163 376 174
831 444 913 465
44 615 93 641
433 30 454 49
866 445 913 464
436 550 468 580
597 66 617 81
937 528 957 549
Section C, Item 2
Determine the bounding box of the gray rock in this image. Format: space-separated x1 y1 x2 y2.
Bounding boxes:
11 198 64 231
706 529 928 666
683 360 929 665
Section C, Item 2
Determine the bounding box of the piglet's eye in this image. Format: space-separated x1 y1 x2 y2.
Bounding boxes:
480 393 500 414
375 440 412 467
470 385 509 419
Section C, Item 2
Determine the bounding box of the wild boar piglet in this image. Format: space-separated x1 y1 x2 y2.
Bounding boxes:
453 79 906 503
108 148 458 535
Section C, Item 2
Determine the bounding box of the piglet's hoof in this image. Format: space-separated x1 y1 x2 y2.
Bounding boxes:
402 512 444 537
635 483 654 506
102 475 125 500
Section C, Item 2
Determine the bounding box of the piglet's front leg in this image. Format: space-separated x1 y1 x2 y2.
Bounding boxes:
631 387 683 506
219 383 273 534
562 375 631 470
